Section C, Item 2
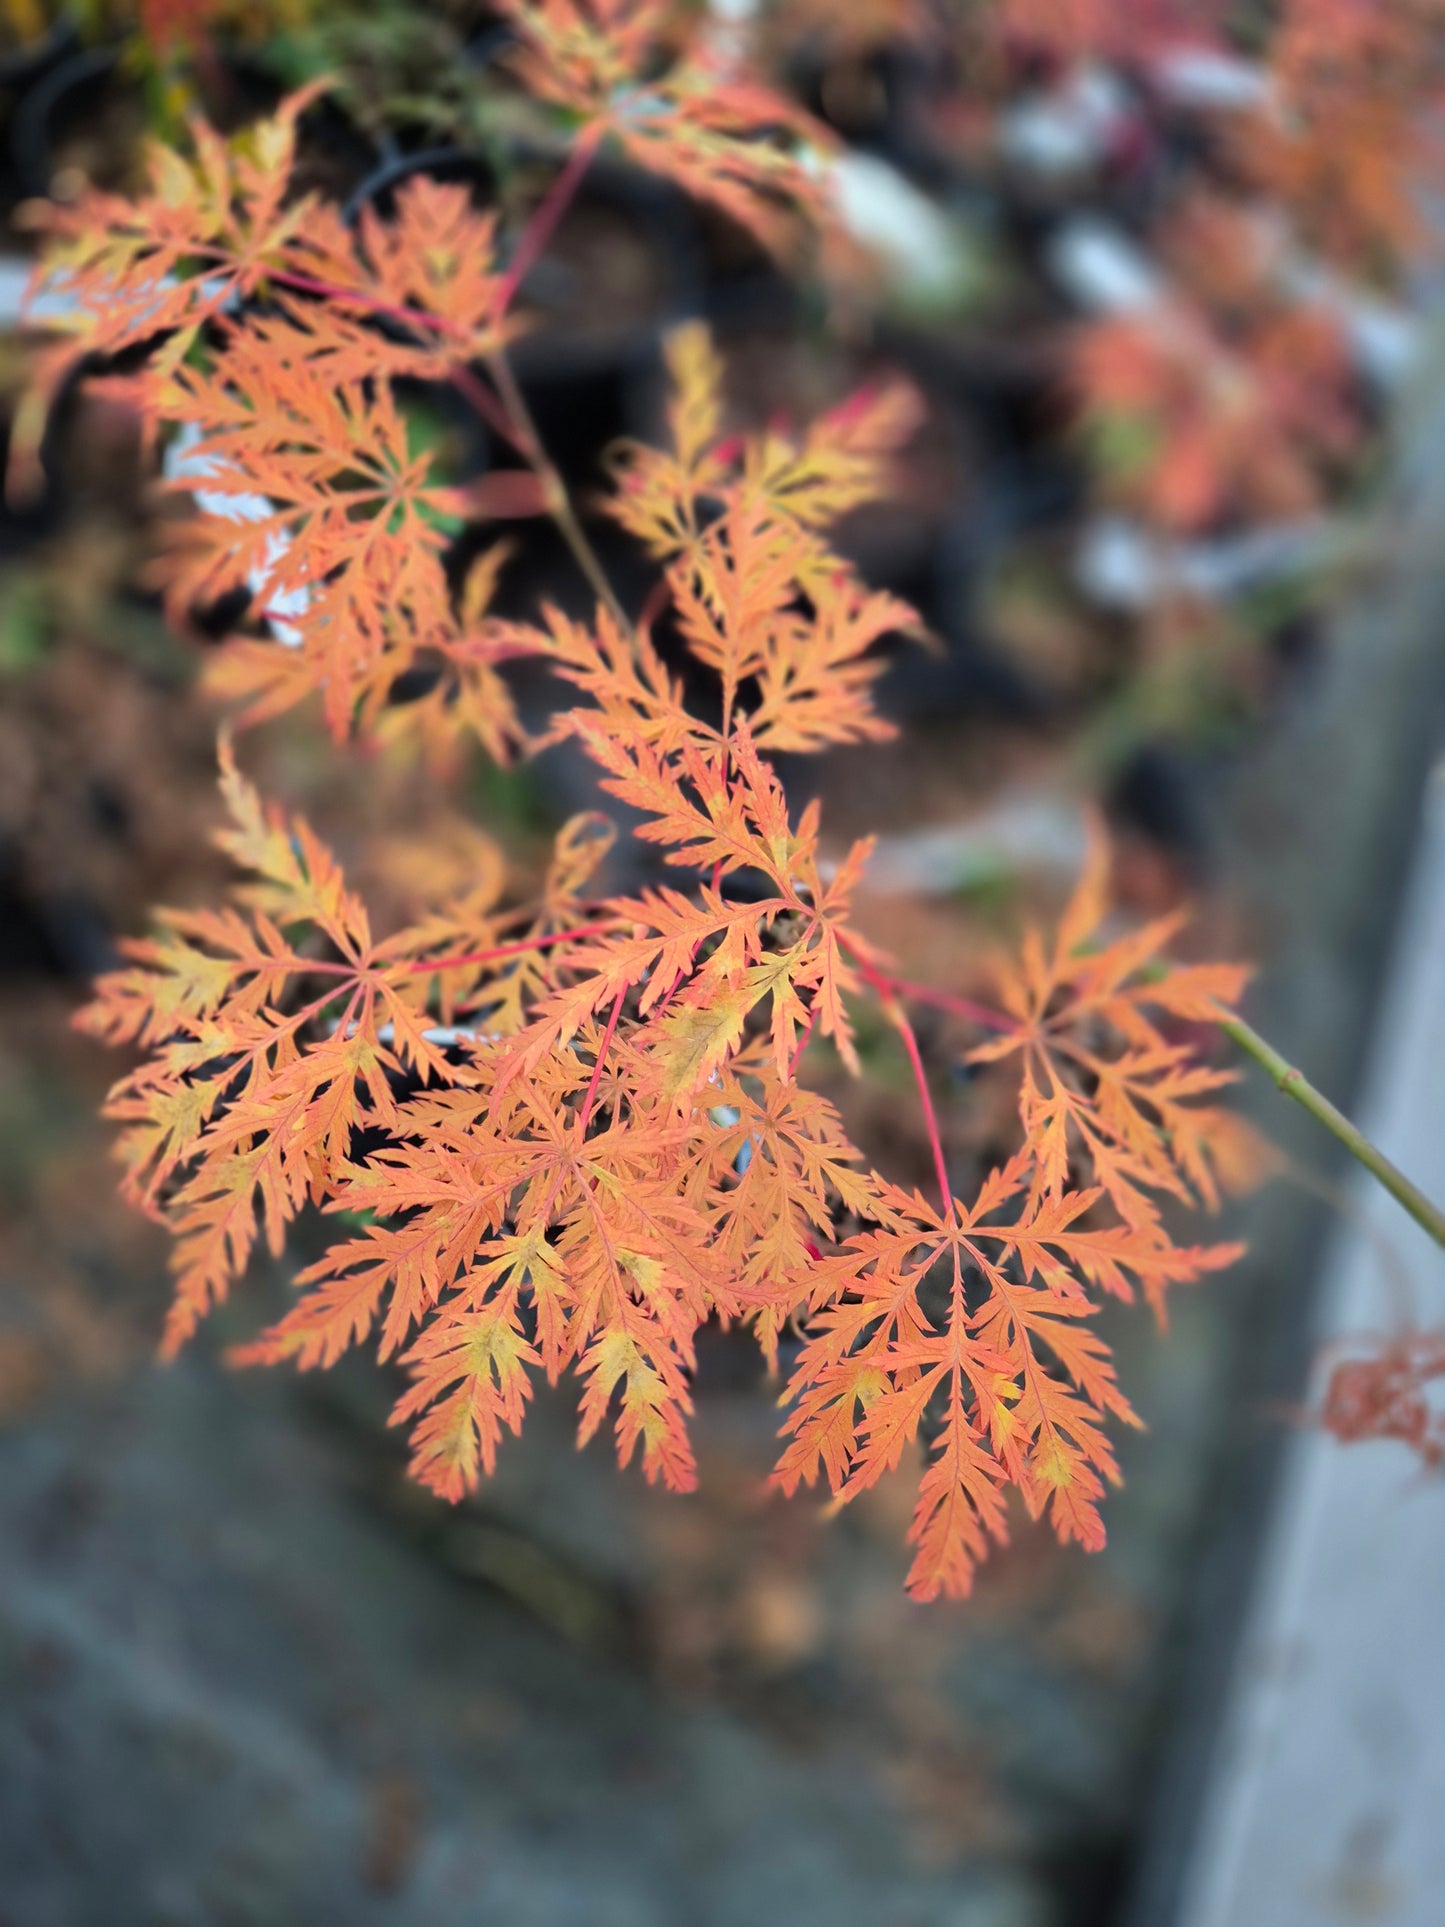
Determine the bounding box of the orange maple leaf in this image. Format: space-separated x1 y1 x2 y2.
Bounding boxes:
77 739 455 1355
773 1152 1239 1600
499 0 835 258
969 827 1254 1284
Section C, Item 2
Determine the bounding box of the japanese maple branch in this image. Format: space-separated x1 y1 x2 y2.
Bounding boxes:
273 266 610 629
495 124 606 318
270 124 626 631
1214 1006 1445 1250
887 996 954 1218
476 124 635 634
579 982 629 1131
836 929 1018 1036
259 264 524 451
789 1001 821 1075
486 345 631 633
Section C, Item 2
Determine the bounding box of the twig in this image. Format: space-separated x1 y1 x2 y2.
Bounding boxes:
495 126 606 320
579 982 629 1130
487 347 631 632
789 1001 821 1075
887 997 954 1219
1217 1006 1445 1250
267 151 629 630
836 929 1017 1036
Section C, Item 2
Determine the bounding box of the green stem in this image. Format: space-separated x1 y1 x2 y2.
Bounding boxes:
1216 1007 1445 1250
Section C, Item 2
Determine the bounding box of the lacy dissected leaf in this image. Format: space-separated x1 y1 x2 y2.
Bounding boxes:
970 829 1253 1267
21 87 324 421
23 97 534 756
499 0 833 257
670 499 919 750
603 326 923 748
245 1022 731 1496
157 313 468 623
773 1153 1240 1600
494 711 872 1087
205 560 533 764
284 176 518 377
524 601 716 763
1319 1329 1445 1469
26 92 516 419
155 314 541 752
701 1037 876 1353
407 809 621 1038
741 378 929 538
76 740 455 1356
79 748 632 1373
606 322 923 570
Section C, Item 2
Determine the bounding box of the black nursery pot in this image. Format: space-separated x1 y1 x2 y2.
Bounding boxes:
0 861 117 984
8 36 295 202
0 15 76 95
342 141 502 226
10 43 130 200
